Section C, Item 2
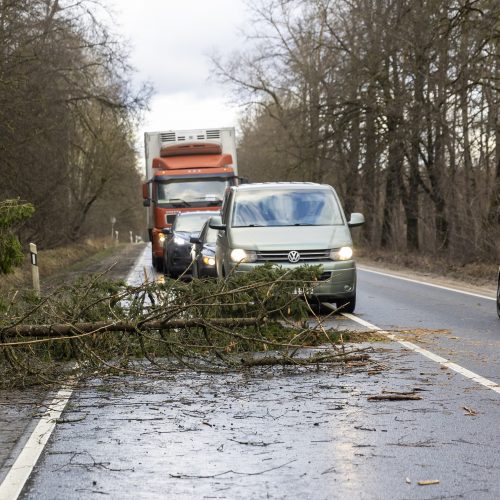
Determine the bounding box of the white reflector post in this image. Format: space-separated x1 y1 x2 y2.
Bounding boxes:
29 242 40 297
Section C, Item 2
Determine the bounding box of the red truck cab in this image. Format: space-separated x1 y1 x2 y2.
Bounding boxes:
143 129 238 271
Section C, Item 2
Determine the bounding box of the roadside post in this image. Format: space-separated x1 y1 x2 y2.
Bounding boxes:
110 216 116 240
29 242 40 297
129 231 133 243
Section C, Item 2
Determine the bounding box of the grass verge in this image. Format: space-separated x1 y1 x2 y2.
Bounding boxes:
0 239 131 296
357 248 497 288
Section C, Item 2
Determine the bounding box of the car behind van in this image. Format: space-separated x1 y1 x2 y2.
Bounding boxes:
210 182 364 312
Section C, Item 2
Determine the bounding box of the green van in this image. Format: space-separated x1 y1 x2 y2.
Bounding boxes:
209 182 364 312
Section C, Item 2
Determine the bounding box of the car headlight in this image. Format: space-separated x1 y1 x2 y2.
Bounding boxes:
230 249 257 263
173 235 187 245
330 246 353 261
202 256 216 266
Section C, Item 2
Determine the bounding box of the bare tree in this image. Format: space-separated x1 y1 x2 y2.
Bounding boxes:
0 0 150 248
217 0 500 262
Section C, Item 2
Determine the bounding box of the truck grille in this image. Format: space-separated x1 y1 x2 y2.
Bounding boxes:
160 130 221 143
206 130 221 139
255 249 331 263
160 132 176 142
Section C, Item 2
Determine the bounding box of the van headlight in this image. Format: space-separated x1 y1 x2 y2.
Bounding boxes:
230 249 257 263
330 246 353 261
159 233 166 244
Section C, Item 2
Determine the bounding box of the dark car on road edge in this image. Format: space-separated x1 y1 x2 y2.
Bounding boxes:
163 211 218 278
497 266 500 319
190 215 221 278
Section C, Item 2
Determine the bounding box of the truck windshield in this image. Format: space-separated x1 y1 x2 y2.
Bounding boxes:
231 189 344 227
157 179 228 206
175 213 215 233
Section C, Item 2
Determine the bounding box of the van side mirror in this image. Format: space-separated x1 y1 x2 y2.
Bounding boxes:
190 236 201 244
161 227 172 234
348 213 365 227
209 220 226 231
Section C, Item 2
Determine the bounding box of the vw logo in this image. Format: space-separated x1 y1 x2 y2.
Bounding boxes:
288 250 301 263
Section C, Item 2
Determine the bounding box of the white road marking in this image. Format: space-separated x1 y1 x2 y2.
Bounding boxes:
331 308 500 394
0 385 75 499
358 266 495 301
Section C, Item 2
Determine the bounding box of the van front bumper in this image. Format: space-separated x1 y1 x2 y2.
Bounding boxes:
228 260 357 300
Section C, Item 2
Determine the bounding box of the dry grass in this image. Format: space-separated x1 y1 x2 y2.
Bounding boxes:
0 238 118 296
357 248 498 288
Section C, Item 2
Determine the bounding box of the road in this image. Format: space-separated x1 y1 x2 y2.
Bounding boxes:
356 266 500 384
1 246 499 499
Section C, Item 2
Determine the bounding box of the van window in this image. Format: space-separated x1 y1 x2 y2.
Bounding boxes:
231 189 343 227
221 190 233 225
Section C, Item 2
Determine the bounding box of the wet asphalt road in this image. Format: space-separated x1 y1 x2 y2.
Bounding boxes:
20 352 500 500
356 267 500 383
3 246 500 499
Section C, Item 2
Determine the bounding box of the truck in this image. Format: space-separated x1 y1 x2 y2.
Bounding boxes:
142 127 238 271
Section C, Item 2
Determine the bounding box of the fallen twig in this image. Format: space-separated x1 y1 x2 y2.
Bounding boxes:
368 393 423 401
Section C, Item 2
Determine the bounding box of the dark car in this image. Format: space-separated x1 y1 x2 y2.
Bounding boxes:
497 266 500 319
190 215 221 278
163 211 218 278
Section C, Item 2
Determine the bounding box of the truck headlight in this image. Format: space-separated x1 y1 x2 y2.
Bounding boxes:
330 246 353 261
230 249 257 263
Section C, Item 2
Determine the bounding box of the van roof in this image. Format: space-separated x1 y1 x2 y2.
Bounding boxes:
176 210 219 217
234 182 331 191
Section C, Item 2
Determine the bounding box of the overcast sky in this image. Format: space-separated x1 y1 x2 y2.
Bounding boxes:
101 0 248 140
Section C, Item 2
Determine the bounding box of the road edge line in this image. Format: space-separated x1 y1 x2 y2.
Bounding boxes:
333 309 500 395
0 385 75 499
358 266 495 301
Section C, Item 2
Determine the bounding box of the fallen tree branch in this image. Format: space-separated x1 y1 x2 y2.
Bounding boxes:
240 353 370 367
0 264 376 385
1 317 260 340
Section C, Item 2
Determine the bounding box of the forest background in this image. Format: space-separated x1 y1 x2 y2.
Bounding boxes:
1 0 498 267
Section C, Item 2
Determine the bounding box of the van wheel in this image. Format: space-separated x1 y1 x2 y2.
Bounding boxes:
336 295 356 314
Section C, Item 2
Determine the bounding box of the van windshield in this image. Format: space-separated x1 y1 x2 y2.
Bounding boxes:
231 189 344 227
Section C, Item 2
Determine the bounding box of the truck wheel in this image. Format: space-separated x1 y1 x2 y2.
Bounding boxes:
153 256 163 272
336 295 356 314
